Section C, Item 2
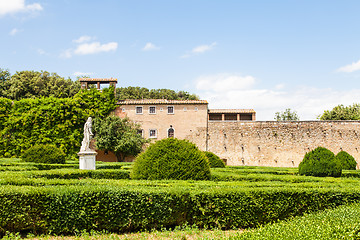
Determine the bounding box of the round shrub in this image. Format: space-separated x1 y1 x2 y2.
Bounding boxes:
131 138 210 180
298 147 342 177
204 151 225 168
336 151 357 170
22 144 66 164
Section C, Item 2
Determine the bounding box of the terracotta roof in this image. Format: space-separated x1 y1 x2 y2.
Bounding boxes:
117 99 208 105
79 78 117 82
209 109 256 114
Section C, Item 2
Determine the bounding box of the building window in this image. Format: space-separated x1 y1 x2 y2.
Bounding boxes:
168 126 175 138
149 106 156 114
184 107 187 111
136 106 143 114
195 107 198 111
149 129 157 138
167 106 174 114
137 129 144 137
122 108 126 112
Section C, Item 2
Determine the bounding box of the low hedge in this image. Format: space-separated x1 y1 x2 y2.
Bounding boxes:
1 185 360 236
24 169 130 180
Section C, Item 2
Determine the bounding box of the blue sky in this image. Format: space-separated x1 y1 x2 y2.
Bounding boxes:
2 0 360 120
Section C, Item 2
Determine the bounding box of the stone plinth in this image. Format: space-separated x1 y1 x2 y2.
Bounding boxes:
78 151 97 170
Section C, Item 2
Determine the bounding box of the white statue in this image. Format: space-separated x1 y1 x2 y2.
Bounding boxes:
80 117 94 152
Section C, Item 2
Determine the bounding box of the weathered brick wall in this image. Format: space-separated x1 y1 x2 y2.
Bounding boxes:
204 121 360 168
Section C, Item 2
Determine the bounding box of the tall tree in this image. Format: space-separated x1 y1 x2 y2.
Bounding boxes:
94 115 148 162
0 68 11 98
116 86 199 101
319 104 360 120
274 108 300 121
3 70 80 100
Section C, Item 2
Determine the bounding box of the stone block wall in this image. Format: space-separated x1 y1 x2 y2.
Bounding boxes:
204 121 360 168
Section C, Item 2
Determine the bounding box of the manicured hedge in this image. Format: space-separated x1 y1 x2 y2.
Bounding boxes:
1 185 360 236
22 144 66 164
131 138 210 180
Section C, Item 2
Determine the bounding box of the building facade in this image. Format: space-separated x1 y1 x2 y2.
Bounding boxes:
96 98 359 168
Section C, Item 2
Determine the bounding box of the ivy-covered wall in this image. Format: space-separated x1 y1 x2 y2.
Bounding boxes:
0 88 116 158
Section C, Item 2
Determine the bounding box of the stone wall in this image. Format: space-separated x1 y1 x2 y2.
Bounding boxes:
204 121 360 168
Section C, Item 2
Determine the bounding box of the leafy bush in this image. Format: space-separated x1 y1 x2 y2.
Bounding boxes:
336 151 357 170
131 138 210 180
204 151 225 168
22 144 66 164
1 184 360 236
298 147 342 177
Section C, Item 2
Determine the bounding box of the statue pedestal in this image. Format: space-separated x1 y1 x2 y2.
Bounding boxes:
78 151 97 170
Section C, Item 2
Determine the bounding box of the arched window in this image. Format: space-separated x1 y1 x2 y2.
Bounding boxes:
168 126 175 138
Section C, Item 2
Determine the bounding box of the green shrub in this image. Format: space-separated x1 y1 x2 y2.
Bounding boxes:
298 147 342 177
131 138 210 180
22 144 66 164
336 151 357 170
204 151 225 168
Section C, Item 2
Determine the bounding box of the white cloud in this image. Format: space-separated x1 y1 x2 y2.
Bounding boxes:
9 28 19 36
37 48 46 55
192 42 217 53
61 38 118 58
195 73 360 120
74 42 118 55
337 60 360 73
196 73 255 92
73 72 93 76
142 42 160 51
181 42 217 58
0 0 42 16
73 35 94 44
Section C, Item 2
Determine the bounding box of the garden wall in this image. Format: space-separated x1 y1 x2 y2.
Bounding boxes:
200 121 360 168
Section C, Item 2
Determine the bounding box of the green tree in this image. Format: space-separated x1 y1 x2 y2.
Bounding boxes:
94 115 148 162
319 104 360 120
274 108 299 121
116 86 199 101
0 68 11 98
3 70 80 100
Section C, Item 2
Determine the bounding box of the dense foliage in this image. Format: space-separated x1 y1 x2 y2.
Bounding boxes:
319 103 360 120
274 108 299 121
0 68 11 98
21 144 66 164
116 86 198 101
131 138 210 180
2 158 360 236
94 115 148 161
298 147 342 177
0 87 116 158
204 151 225 168
336 151 357 170
1 70 80 100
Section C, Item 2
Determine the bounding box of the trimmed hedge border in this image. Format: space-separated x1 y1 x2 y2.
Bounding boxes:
1 186 360 236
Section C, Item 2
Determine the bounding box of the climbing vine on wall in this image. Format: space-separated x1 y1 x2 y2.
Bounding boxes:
0 87 116 158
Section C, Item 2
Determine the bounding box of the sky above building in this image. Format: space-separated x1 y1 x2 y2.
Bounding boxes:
1 0 360 120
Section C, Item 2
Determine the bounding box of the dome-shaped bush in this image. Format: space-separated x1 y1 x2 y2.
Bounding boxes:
131 138 210 180
336 151 357 170
204 151 225 168
22 144 66 164
298 147 342 177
